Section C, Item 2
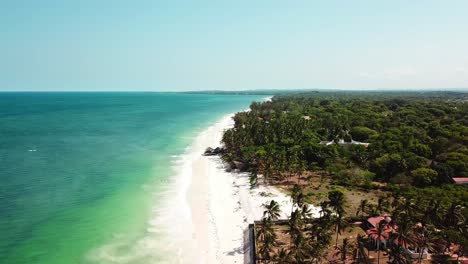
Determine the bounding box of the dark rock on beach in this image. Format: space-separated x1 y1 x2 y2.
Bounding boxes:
203 147 223 156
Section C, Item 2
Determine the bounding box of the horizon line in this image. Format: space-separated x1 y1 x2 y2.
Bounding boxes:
1 87 468 93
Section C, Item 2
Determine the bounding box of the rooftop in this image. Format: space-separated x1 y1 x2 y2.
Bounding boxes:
452 177 468 184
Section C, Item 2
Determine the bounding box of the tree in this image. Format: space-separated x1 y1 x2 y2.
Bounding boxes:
256 218 277 263
307 216 333 264
328 189 345 215
356 199 369 218
290 184 302 217
389 213 415 264
287 209 302 250
388 244 412 264
367 220 388 264
373 153 407 181
409 143 432 158
414 223 432 264
333 238 352 263
274 248 293 263
333 212 348 247
411 168 438 187
262 200 281 221
350 126 378 141
352 234 369 264
376 196 388 215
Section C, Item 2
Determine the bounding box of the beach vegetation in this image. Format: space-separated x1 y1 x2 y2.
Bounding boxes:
238 91 467 263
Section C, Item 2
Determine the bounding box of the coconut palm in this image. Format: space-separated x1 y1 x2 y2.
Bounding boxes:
356 199 369 218
300 203 312 221
444 203 465 228
333 212 348 247
249 171 258 189
275 248 293 263
333 238 352 263
256 218 277 263
425 199 443 227
394 198 416 221
367 220 388 264
262 200 281 221
308 210 334 263
375 197 389 215
414 223 435 264
388 244 412 264
291 231 309 263
319 201 332 222
352 234 369 264
286 208 302 250
290 184 303 216
386 212 415 263
393 211 416 243
328 189 345 215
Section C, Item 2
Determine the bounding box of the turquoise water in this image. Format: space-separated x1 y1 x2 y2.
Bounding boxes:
0 92 262 263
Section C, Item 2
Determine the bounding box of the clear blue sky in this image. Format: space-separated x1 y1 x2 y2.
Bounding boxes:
1 0 468 91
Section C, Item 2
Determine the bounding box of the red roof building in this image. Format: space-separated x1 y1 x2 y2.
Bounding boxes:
452 178 468 185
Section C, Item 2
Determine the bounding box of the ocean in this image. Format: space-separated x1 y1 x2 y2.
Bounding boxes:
0 92 262 263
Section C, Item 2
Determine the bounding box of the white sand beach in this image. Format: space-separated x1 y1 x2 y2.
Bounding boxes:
84 104 321 264
153 110 319 264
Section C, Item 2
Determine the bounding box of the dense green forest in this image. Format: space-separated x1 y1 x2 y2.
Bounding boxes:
222 91 468 204
222 91 467 263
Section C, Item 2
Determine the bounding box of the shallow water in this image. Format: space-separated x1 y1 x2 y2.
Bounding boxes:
0 92 262 263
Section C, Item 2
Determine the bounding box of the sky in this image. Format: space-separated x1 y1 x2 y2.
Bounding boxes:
1 0 468 91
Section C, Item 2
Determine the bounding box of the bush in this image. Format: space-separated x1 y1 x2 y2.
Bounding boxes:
411 168 438 187
334 168 374 187
350 126 378 141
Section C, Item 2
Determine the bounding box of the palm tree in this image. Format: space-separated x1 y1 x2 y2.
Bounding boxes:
393 212 416 243
275 248 293 263
308 215 333 264
388 244 412 264
388 214 415 264
291 231 309 263
367 220 388 264
319 201 332 222
444 203 465 228
333 212 348 247
375 197 388 215
290 184 302 216
333 238 352 263
286 208 302 250
249 171 258 189
356 199 369 218
394 198 416 222
256 218 277 263
328 189 345 215
263 200 281 221
328 189 347 249
352 234 369 264
300 203 312 221
414 223 435 264
425 199 442 227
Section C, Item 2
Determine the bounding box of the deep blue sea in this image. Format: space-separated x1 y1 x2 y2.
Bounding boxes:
0 92 262 263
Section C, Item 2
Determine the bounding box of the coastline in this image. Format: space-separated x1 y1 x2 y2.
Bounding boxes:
154 106 309 263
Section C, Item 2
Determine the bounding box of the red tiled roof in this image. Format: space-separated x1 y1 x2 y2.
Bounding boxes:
453 178 468 184
367 216 391 228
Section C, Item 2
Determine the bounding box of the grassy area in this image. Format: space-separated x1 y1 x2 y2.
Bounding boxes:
272 171 391 217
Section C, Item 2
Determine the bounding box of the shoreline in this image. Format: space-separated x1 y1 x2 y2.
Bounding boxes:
155 108 304 263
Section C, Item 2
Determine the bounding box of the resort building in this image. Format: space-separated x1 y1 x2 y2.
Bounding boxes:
320 139 369 147
365 216 393 249
364 216 428 260
452 177 468 185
